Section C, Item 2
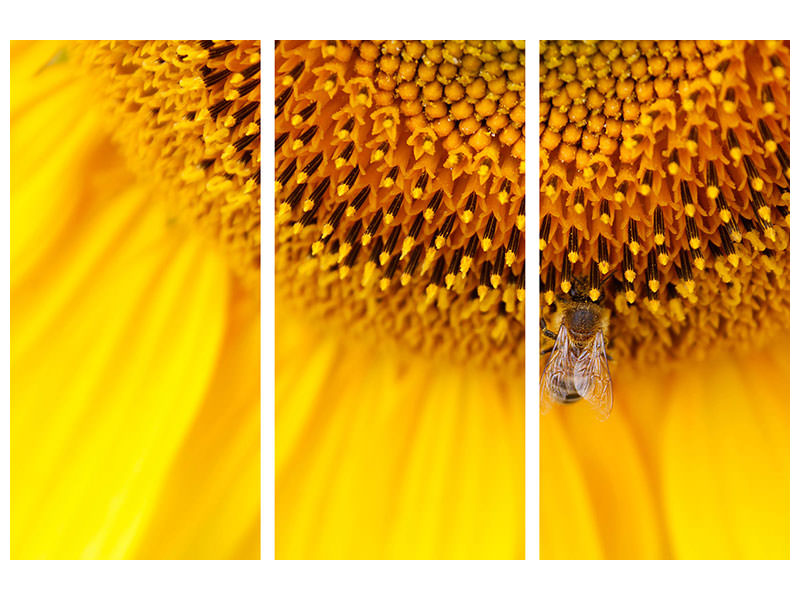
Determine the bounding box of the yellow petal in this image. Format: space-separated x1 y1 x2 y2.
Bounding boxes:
541 398 665 558
660 335 789 559
11 183 230 558
541 334 789 560
540 414 605 559
132 289 261 558
276 303 524 559
11 41 103 286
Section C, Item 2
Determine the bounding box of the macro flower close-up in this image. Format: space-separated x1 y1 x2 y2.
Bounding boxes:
10 40 261 559
275 40 526 559
539 40 789 559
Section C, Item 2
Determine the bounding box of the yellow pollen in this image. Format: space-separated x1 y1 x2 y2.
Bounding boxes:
401 237 415 259
459 256 472 276
694 256 706 270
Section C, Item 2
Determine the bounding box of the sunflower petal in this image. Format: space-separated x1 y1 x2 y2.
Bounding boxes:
276 307 524 559
11 181 230 558
660 337 789 559
11 41 104 286
131 290 260 559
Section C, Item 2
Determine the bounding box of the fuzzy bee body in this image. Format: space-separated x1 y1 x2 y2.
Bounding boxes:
540 283 613 419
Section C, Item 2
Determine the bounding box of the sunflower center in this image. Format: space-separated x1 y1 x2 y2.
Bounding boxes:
77 40 262 289
276 41 525 370
539 40 789 362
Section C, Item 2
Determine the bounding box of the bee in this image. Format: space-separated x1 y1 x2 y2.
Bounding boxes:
540 278 613 420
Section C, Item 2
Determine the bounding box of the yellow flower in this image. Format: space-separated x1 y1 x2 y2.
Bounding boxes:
275 40 525 558
539 40 789 558
11 40 260 559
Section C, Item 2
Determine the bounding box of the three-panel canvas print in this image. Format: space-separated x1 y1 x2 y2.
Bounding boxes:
8 39 789 561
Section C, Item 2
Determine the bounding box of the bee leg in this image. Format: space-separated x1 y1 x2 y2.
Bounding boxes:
539 317 557 340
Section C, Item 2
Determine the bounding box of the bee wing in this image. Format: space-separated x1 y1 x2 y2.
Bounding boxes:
540 324 572 414
574 330 613 420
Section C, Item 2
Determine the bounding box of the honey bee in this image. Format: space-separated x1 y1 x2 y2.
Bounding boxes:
540 279 613 420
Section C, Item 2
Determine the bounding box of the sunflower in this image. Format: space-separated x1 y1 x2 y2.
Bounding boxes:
10 40 260 559
275 40 525 559
539 40 789 558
